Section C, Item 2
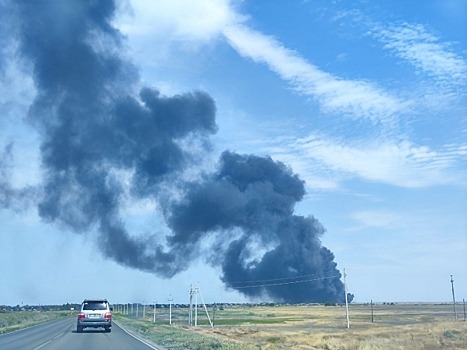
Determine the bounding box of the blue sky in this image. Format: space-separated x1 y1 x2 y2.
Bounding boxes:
0 0 466 306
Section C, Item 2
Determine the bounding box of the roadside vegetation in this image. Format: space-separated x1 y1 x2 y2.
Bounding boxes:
0 309 72 334
1 303 466 348
115 303 467 349
116 315 254 350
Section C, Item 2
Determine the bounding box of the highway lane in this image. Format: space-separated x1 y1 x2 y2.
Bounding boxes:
0 317 161 350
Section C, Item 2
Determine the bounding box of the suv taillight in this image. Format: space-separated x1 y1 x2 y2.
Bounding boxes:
104 312 112 319
78 313 85 319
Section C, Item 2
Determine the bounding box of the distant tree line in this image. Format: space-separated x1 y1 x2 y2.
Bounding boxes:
0 303 80 312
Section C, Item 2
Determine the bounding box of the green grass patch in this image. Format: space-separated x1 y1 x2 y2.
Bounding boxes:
443 329 461 339
115 315 255 350
209 317 303 326
266 336 283 344
0 311 71 334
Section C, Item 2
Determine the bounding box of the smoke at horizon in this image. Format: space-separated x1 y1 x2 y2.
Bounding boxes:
1 0 351 303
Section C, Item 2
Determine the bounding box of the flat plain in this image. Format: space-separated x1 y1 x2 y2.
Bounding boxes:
115 303 467 349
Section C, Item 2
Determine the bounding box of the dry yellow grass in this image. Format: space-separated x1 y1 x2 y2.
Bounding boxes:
191 304 467 349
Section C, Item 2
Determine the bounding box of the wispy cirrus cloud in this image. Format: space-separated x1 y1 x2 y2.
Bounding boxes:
350 210 399 229
332 9 467 87
118 3 412 127
116 1 466 192
265 133 467 189
219 13 466 191
223 24 410 125
371 22 467 88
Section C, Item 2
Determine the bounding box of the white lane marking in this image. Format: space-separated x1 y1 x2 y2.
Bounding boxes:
113 322 162 350
53 332 64 339
31 330 65 350
32 340 51 350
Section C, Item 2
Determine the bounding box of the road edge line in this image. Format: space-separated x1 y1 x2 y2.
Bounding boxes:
113 321 165 350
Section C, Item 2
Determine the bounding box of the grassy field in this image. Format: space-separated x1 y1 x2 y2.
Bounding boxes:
0 310 71 334
115 303 467 349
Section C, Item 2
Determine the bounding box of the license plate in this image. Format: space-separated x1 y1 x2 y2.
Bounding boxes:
89 314 100 318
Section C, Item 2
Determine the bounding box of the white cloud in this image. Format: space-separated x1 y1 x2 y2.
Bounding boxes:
118 0 239 42
371 22 467 87
118 1 411 126
350 210 398 229
223 24 410 125
270 150 341 191
287 134 466 188
114 1 466 192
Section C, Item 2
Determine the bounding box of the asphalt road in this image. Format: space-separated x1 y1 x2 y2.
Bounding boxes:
0 317 161 350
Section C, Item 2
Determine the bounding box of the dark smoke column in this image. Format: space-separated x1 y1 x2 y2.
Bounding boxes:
8 0 351 303
12 0 217 276
168 152 349 303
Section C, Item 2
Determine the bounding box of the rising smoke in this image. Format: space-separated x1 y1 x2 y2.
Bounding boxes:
1 0 351 303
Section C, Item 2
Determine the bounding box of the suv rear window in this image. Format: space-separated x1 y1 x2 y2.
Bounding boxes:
83 301 108 310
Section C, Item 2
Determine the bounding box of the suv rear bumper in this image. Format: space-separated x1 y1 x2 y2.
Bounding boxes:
77 319 112 328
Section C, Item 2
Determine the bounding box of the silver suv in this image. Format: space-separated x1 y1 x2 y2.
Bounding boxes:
77 299 112 333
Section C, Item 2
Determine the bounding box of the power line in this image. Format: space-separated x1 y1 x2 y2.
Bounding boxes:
225 272 341 285
230 275 341 289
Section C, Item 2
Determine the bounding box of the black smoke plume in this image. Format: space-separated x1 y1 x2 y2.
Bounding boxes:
2 0 350 303
167 151 347 302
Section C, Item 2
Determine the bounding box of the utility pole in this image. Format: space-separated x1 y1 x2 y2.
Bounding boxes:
451 275 457 320
187 283 214 328
212 303 217 327
153 302 156 323
189 285 193 326
194 284 198 327
168 296 173 326
463 299 466 322
371 300 374 323
344 268 350 329
198 284 214 328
